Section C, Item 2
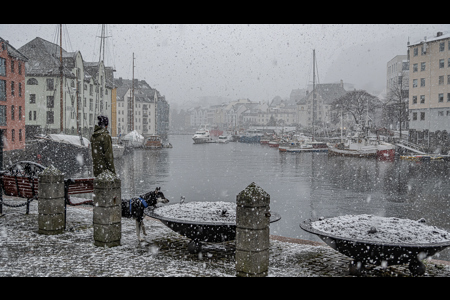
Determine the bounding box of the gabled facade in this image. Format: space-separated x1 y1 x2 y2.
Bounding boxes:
114 78 168 139
0 37 28 151
18 37 113 139
296 82 347 128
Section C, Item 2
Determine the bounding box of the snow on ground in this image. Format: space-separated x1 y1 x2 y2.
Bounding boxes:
312 214 450 244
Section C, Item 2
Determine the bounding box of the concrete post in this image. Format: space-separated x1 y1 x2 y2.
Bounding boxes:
38 166 65 235
235 182 271 277
93 170 121 247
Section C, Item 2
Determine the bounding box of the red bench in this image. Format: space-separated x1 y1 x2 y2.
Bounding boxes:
0 161 94 216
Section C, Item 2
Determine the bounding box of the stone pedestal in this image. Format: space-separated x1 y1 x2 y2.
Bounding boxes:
235 182 271 277
38 166 65 235
93 170 121 247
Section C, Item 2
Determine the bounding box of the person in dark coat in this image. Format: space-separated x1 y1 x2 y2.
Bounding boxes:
90 115 116 177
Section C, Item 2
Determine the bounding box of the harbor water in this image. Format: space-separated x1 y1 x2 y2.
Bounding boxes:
94 135 450 261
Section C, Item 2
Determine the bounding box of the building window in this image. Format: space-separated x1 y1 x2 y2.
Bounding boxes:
18 62 21 75
412 112 417 120
11 129 14 142
438 111 444 117
46 78 54 91
47 96 54 108
33 111 36 120
0 58 5 76
439 76 444 85
413 63 418 72
18 106 21 120
18 82 22 97
29 111 32 120
420 95 425 104
420 112 425 121
420 78 425 87
0 80 5 101
440 42 445 52
448 93 450 102
46 111 54 124
0 105 6 125
412 96 417 104
439 59 445 68
11 81 14 96
11 105 14 120
19 129 22 141
413 79 418 88
29 94 36 104
421 62 426 71
439 93 444 102
414 47 418 56
27 78 38 85
10 60 14 73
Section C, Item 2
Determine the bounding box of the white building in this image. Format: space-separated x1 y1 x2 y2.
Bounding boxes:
19 37 113 138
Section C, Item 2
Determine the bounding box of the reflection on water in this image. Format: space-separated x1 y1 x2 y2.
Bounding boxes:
83 135 450 260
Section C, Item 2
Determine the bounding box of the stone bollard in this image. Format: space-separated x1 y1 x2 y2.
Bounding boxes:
235 182 271 277
93 170 121 247
38 166 65 235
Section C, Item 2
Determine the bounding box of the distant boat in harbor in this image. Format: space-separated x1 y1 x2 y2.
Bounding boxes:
192 126 213 144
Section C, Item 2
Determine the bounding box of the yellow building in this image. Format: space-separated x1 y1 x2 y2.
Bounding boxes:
408 31 450 132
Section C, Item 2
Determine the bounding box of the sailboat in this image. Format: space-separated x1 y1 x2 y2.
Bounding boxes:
286 50 328 153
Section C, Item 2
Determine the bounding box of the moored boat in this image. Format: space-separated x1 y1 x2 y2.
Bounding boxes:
328 127 395 160
192 126 213 144
144 135 162 148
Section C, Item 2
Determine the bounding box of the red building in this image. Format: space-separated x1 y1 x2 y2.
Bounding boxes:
0 38 28 151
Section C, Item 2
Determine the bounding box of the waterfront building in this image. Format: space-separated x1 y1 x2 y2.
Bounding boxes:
18 37 113 139
408 31 450 133
0 38 28 151
114 77 169 139
385 55 409 132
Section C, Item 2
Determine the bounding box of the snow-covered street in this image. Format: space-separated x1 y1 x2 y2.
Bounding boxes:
1 198 450 277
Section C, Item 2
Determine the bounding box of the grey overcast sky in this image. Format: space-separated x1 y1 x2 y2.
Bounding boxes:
1 24 449 107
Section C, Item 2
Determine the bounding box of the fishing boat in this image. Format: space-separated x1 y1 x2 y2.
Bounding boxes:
144 135 162 148
239 129 263 143
328 126 395 160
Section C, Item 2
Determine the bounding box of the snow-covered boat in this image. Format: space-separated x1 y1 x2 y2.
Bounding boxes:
121 130 144 148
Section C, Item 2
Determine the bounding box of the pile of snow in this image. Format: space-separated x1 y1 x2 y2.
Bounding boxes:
311 214 450 244
153 201 236 223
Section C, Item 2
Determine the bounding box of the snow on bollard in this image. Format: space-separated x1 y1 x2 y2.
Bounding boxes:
235 182 271 277
93 170 121 247
38 165 65 235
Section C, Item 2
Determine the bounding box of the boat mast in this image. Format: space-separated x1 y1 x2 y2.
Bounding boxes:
59 24 64 133
131 53 135 132
312 49 316 141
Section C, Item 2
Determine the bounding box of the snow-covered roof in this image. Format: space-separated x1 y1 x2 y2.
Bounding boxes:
409 31 450 47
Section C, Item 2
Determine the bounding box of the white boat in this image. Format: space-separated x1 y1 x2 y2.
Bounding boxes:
121 130 144 148
328 126 395 160
217 135 230 144
192 127 213 144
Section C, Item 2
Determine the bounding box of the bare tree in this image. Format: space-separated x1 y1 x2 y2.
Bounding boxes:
383 73 409 139
330 90 380 128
